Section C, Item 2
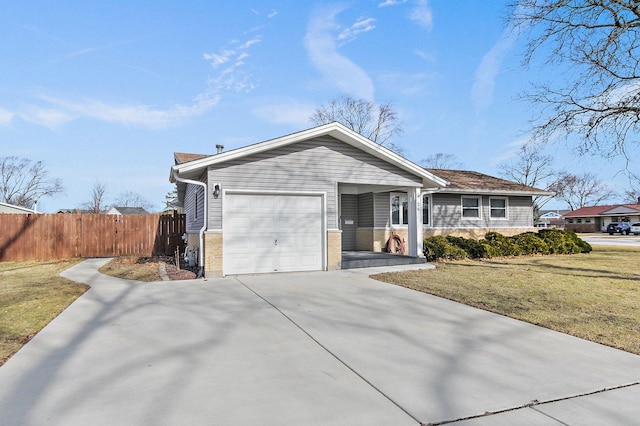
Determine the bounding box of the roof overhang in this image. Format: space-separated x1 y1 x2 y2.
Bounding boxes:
430 188 555 197
170 122 448 188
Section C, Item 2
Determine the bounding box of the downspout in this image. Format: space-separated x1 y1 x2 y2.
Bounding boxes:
171 168 206 278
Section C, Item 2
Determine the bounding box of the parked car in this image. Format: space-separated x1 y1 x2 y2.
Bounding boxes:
607 222 632 235
631 223 640 235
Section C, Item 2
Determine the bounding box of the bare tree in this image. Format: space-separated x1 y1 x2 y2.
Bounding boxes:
510 1 640 165
114 191 155 211
0 156 63 209
548 172 611 210
497 141 558 213
81 182 108 214
310 95 403 152
420 153 463 169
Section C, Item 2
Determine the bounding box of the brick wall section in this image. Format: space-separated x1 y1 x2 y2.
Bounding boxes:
565 224 598 233
327 230 342 270
204 232 223 276
423 228 536 239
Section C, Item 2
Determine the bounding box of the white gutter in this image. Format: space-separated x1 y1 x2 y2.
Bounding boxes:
171 168 206 278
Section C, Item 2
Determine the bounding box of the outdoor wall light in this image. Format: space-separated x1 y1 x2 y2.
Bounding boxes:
213 183 221 199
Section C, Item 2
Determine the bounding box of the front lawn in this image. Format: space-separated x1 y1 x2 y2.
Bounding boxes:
373 246 640 355
0 259 87 366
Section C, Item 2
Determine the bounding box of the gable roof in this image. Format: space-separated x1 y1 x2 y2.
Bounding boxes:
171 122 448 188
425 169 553 196
565 203 640 218
0 202 39 214
108 206 150 215
175 152 209 165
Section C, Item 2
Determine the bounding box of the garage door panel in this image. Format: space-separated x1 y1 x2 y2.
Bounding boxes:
223 194 323 275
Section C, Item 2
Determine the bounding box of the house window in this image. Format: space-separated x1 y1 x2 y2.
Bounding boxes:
422 194 430 226
586 218 591 223
461 196 481 219
391 193 408 225
568 218 574 223
489 197 507 219
577 218 582 223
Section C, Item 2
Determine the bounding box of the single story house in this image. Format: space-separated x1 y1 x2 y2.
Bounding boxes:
564 203 640 232
0 202 39 214
170 122 550 276
107 206 150 215
536 210 568 228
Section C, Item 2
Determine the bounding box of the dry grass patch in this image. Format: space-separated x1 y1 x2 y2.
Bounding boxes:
98 256 163 282
0 259 87 366
373 247 640 355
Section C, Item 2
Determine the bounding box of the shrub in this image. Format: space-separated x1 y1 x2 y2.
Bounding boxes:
538 228 587 254
423 236 468 262
446 235 488 258
511 232 550 255
483 232 523 257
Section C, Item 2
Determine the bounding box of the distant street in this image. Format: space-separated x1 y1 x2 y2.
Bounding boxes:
581 234 640 247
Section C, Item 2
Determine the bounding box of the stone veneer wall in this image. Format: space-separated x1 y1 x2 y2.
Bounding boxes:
423 228 536 239
327 230 342 270
204 231 223 276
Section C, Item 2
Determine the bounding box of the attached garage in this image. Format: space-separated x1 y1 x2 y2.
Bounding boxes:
222 192 325 275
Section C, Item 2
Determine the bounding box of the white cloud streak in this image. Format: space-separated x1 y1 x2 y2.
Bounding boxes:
471 29 517 113
252 99 316 126
0 108 14 125
379 0 408 7
304 5 375 100
410 0 433 30
337 17 376 43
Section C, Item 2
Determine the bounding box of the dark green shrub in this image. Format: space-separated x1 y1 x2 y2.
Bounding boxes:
538 229 592 254
483 232 523 256
423 236 468 261
511 232 550 255
564 230 593 253
445 235 488 258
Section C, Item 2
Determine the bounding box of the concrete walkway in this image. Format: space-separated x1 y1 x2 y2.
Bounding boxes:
0 260 639 425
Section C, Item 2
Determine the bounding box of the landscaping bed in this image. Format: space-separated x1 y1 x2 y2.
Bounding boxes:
99 256 197 282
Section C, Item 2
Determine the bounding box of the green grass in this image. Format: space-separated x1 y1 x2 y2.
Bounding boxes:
0 259 87 366
373 246 640 355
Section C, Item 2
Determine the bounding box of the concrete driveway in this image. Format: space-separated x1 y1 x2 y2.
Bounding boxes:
1 259 639 425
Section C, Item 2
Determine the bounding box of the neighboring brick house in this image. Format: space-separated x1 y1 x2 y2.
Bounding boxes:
170 122 550 276
564 203 640 233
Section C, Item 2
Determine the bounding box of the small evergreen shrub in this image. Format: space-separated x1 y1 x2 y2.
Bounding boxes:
483 232 523 257
510 232 550 255
446 235 488 258
423 236 467 261
423 230 591 261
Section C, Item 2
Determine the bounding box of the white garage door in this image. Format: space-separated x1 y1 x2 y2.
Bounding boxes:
223 193 324 275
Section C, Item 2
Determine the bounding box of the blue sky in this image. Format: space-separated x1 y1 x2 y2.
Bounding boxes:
0 1 629 212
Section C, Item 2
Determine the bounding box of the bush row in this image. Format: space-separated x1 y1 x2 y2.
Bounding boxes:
423 229 592 262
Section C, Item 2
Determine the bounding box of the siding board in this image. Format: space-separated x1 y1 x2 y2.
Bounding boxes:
207 136 423 229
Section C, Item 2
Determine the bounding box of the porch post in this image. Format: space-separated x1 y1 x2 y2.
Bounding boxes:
407 187 422 257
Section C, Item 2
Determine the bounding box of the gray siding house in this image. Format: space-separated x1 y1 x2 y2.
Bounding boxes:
170 123 549 276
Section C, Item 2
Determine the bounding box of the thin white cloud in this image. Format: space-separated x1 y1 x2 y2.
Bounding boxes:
337 17 376 43
489 135 531 165
19 106 75 129
268 10 278 19
253 99 316 126
0 108 14 125
379 0 408 7
378 72 435 96
471 29 517 113
28 93 220 129
410 0 433 30
203 36 261 95
304 5 375 100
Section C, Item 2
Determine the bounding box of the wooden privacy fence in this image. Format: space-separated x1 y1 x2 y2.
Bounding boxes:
0 212 186 262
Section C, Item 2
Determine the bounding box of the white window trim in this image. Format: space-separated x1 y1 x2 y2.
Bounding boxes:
461 196 482 220
390 192 409 227
489 196 508 220
421 193 432 227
